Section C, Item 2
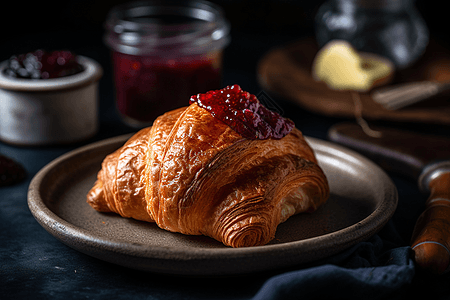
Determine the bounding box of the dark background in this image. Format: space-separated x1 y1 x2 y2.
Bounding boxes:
1 0 447 137
2 0 448 56
1 1 450 299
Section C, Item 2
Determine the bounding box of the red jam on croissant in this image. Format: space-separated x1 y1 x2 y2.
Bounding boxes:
87 85 329 248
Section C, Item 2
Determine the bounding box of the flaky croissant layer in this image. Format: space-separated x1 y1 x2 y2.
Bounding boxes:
87 103 329 247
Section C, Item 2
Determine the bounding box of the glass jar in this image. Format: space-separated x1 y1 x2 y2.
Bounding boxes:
104 0 230 128
315 0 429 69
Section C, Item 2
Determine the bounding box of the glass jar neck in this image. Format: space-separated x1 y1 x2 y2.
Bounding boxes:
104 0 230 56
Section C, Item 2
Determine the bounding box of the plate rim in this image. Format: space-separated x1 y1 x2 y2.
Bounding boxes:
27 134 398 273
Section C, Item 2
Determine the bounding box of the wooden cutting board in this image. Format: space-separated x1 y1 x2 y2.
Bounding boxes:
257 37 450 125
328 122 450 274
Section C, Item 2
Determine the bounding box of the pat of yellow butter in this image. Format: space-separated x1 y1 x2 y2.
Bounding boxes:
312 40 394 92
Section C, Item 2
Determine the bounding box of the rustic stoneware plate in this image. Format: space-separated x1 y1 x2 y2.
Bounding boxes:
28 134 397 276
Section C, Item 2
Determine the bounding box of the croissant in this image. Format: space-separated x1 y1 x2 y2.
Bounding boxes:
87 86 329 247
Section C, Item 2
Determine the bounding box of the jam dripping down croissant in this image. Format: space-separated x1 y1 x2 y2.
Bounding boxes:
87 102 329 248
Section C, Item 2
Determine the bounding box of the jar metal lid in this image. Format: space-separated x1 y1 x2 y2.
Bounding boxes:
104 0 230 56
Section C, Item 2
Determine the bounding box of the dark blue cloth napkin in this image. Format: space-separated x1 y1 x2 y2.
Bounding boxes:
252 233 415 300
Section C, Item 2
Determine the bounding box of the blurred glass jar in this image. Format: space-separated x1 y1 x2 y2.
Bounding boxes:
104 0 230 128
315 0 429 69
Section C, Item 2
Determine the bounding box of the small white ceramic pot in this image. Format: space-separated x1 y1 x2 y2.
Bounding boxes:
0 56 103 146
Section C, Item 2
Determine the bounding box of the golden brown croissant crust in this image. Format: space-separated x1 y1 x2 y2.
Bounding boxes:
87 103 329 247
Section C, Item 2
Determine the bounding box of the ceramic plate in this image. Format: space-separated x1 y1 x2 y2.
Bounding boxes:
28 134 397 276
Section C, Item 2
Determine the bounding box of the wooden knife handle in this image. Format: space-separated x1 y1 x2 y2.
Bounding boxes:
411 172 450 274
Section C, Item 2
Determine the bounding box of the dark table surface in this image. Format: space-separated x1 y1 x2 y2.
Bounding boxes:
1 1 450 299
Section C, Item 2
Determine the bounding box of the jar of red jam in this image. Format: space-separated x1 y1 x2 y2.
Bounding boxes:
104 0 230 128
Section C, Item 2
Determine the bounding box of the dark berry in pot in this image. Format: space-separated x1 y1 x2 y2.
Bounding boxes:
4 50 84 79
